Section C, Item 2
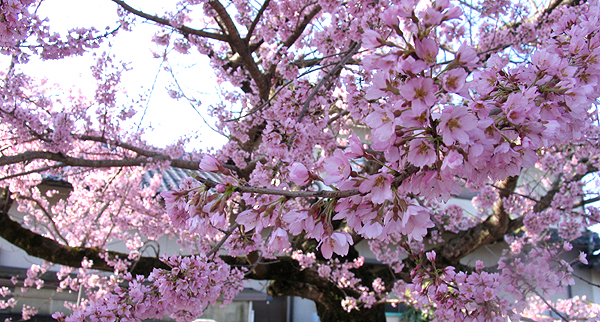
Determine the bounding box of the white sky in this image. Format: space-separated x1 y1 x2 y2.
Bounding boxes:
9 0 229 151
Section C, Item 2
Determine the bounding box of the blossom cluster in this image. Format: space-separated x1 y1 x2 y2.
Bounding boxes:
521 295 600 321
400 252 510 321
64 255 245 322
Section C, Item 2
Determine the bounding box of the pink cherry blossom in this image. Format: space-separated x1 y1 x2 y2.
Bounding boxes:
400 77 438 114
358 173 394 204
4 0 600 321
407 138 437 167
426 251 436 262
402 205 434 241
364 105 397 142
414 38 439 65
323 150 352 185
345 134 365 158
268 228 290 251
455 44 479 67
441 68 468 95
362 30 384 50
199 154 222 173
319 232 354 259
289 162 311 186
438 105 478 146
440 149 464 171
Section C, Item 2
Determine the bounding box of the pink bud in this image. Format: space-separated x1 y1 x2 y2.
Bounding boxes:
426 250 436 262
289 162 311 186
579 251 589 265
475 260 484 271
200 154 221 172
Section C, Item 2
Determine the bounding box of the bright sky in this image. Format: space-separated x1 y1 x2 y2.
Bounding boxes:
11 0 229 151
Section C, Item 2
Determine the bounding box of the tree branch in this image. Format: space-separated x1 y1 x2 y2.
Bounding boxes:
436 160 599 266
572 272 600 289
208 0 270 99
0 208 167 275
266 3 322 79
0 141 204 171
198 176 360 199
245 0 270 44
196 164 419 199
14 195 69 246
435 176 518 265
530 286 569 322
0 164 65 182
297 41 360 124
0 150 199 170
111 0 229 42
79 135 201 170
282 4 321 49
0 204 395 292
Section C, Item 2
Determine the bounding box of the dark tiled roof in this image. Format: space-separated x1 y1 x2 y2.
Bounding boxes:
142 166 222 192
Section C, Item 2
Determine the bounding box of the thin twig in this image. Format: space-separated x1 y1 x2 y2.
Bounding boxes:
297 41 361 124
572 272 600 288
111 0 229 41
0 164 65 182
245 252 264 275
15 195 69 245
166 62 228 139
207 223 241 258
196 165 418 199
199 176 360 199
530 287 569 322
245 0 270 44
224 61 338 122
489 183 545 204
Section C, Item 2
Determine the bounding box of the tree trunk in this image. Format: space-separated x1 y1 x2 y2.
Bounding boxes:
269 279 387 322
314 299 386 322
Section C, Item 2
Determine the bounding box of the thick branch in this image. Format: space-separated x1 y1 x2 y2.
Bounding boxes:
0 206 396 292
268 272 387 322
282 4 322 49
79 135 201 170
436 160 598 266
111 0 229 42
0 204 294 278
0 150 197 170
435 176 518 265
208 0 270 99
0 209 166 275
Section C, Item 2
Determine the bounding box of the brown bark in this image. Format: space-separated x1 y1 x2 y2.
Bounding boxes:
0 150 201 170
270 279 387 322
435 176 518 266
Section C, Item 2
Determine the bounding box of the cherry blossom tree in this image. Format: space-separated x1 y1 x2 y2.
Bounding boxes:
1 0 600 321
